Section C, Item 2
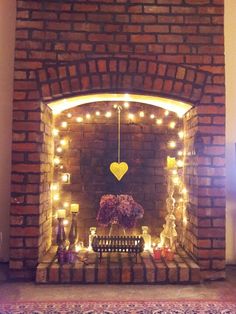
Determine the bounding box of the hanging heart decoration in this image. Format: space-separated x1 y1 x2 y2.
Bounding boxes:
110 162 129 181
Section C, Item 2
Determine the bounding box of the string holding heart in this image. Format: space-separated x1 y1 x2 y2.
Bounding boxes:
109 105 129 181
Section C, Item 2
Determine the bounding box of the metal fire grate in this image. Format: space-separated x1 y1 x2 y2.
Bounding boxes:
92 235 144 262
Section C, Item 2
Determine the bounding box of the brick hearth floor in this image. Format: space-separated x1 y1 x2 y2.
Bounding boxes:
36 246 200 284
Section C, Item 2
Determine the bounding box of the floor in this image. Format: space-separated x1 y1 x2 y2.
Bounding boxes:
0 263 236 303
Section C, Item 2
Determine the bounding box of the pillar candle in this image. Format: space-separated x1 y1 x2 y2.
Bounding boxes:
57 209 66 219
167 156 176 169
71 203 79 213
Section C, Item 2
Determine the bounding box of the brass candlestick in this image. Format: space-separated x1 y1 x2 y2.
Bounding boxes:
69 212 78 250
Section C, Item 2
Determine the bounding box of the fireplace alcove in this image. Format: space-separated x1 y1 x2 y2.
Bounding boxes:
10 58 226 283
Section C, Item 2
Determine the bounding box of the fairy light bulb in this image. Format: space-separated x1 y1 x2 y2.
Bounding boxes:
105 111 112 118
123 102 129 109
60 139 68 146
51 182 59 191
182 188 187 194
61 121 68 128
173 176 180 185
165 110 169 117
178 150 183 156
183 216 188 226
53 193 60 201
169 121 176 129
52 128 59 136
95 111 100 116
139 111 145 118
56 146 63 153
172 169 178 175
63 202 69 208
177 159 184 167
86 113 91 120
128 113 135 120
67 113 72 118
178 131 184 139
156 119 163 125
59 165 64 170
113 104 118 109
63 219 69 226
150 114 155 119
76 117 83 123
53 156 60 165
169 141 176 148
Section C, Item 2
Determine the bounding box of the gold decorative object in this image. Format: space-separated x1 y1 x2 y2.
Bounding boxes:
110 162 128 181
110 105 129 180
159 164 178 250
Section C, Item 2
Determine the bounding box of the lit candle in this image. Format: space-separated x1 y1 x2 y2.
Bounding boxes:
57 209 66 219
153 247 162 260
71 203 79 213
167 156 176 169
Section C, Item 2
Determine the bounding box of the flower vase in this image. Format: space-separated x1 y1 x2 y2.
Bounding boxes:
109 222 126 236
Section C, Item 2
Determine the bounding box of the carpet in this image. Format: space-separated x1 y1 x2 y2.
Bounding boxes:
0 301 236 314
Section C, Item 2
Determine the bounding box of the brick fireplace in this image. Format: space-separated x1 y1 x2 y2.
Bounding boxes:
10 0 225 282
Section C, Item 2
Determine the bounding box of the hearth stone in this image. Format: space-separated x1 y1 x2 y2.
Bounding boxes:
36 247 200 284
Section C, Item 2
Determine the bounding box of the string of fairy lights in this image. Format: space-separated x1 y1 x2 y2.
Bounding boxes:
51 102 188 237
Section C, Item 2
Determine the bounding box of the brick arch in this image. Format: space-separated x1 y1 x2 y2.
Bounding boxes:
37 57 210 106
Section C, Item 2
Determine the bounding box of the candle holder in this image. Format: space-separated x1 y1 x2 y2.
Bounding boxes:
68 212 78 250
56 217 66 263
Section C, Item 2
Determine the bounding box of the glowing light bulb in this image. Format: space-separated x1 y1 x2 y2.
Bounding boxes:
61 121 68 128
169 141 176 149
56 146 63 153
59 165 64 170
182 188 187 194
169 121 176 129
178 150 183 156
63 219 69 226
113 104 118 109
172 169 178 175
173 177 180 185
76 117 83 123
86 113 91 120
52 128 59 136
165 110 169 116
67 113 72 118
178 131 184 139
128 113 135 120
53 193 60 201
123 102 129 108
177 160 184 167
105 111 112 118
51 183 59 191
95 111 100 116
53 156 60 165
60 139 68 146
183 217 188 226
156 119 163 125
139 111 144 118
63 202 69 208
150 114 155 119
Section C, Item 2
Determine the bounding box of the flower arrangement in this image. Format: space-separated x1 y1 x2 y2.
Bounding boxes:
97 194 144 229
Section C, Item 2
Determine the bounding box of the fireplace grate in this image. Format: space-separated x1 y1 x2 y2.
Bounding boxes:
92 235 144 262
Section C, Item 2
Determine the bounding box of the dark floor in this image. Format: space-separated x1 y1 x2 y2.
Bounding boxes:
0 263 236 303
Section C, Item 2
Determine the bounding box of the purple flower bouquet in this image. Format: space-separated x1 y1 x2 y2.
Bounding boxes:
97 194 144 229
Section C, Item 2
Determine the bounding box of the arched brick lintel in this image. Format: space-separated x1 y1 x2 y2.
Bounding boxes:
37 57 210 106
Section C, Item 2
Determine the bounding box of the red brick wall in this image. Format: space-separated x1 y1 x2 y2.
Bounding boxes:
10 0 225 280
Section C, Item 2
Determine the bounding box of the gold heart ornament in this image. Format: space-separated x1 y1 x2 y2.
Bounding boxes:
110 162 129 181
